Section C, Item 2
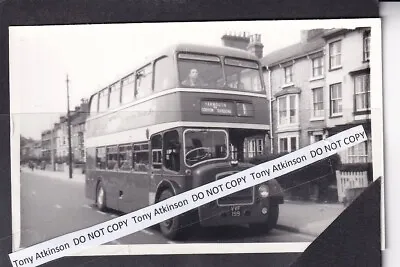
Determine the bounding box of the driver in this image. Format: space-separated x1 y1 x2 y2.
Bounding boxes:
182 68 205 87
192 138 203 148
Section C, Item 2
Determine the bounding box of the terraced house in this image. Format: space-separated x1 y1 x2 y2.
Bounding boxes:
322 28 372 202
261 28 372 202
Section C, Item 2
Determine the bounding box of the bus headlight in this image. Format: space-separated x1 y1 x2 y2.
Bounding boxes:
258 184 269 198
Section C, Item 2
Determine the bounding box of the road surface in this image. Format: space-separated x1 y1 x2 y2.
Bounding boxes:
19 171 315 248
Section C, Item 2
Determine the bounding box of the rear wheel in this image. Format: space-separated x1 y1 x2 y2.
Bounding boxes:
158 189 187 240
249 203 279 234
96 182 107 211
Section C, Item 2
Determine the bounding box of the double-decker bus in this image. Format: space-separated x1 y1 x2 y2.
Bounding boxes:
84 43 284 240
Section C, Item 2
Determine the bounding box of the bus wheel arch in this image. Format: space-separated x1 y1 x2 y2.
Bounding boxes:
155 181 192 240
96 179 107 211
155 180 181 203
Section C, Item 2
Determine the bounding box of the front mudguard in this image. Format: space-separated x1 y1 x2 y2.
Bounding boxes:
266 178 284 204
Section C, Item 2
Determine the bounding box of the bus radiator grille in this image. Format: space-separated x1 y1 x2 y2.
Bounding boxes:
216 173 254 205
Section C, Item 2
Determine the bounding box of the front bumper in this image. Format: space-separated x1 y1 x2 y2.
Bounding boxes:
197 196 282 227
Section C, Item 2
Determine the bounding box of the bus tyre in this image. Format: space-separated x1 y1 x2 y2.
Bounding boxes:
158 189 185 240
250 203 279 234
96 182 107 211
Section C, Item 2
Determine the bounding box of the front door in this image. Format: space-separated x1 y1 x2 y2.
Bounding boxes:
149 134 164 205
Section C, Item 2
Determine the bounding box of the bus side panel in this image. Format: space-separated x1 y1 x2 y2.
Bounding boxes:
85 147 97 201
119 171 150 214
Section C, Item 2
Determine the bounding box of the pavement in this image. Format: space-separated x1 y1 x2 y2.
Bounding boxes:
21 167 85 183
21 168 344 238
276 200 345 237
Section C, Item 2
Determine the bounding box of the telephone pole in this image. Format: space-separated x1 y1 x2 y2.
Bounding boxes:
66 74 73 179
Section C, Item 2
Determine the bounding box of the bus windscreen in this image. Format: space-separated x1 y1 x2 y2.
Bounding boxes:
184 129 228 167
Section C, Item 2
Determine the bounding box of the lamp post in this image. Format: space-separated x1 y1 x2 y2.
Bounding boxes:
66 74 73 179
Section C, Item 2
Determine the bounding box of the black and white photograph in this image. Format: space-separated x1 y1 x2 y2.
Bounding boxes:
9 19 383 255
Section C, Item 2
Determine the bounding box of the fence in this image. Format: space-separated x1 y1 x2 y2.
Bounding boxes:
336 170 369 202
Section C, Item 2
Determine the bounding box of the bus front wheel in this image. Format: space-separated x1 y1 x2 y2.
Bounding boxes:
96 182 107 211
158 189 185 240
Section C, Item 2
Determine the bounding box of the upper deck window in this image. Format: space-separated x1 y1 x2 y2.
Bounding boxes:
136 64 153 99
109 82 121 109
121 73 135 104
224 58 263 92
98 89 109 113
177 53 264 93
178 53 224 89
89 94 98 115
154 56 174 92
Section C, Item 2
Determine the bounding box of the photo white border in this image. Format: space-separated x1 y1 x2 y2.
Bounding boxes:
9 18 384 256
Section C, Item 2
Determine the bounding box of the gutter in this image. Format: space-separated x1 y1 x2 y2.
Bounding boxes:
266 66 274 154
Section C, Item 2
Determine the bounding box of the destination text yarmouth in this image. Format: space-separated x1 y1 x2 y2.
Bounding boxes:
9 126 367 267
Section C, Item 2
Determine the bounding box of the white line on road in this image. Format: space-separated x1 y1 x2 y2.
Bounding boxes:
141 229 154 236
55 204 62 209
96 211 107 215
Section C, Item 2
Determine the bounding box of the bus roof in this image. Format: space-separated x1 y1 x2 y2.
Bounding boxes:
88 42 260 99
164 43 260 61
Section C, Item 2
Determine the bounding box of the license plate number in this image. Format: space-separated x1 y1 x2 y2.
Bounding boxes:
230 206 241 216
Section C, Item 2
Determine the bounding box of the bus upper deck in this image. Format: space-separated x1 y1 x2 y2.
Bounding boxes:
85 43 270 146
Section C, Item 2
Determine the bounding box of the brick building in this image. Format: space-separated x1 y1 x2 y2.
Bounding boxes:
261 29 327 154
40 99 89 166
258 28 372 201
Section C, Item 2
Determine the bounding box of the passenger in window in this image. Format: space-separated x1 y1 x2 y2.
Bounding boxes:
182 69 206 87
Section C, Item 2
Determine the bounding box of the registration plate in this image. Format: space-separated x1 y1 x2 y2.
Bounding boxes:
230 206 241 216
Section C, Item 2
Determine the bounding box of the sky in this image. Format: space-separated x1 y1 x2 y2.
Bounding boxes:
9 20 366 139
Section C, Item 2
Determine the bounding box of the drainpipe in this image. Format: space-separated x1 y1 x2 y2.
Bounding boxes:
267 66 274 154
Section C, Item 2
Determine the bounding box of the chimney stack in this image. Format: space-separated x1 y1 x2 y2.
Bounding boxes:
221 31 250 50
300 29 325 42
247 34 264 58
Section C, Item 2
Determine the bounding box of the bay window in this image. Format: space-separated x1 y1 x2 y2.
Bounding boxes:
354 74 370 112
278 94 298 126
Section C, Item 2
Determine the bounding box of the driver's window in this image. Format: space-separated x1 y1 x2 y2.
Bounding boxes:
163 130 180 172
151 134 162 169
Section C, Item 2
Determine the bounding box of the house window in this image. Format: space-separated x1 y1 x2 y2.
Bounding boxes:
355 74 370 112
279 136 298 153
246 138 264 158
348 142 368 163
312 57 324 77
329 40 342 69
312 87 324 118
278 94 298 126
363 31 371 62
284 65 293 84
311 133 323 144
330 83 342 116
257 139 264 155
